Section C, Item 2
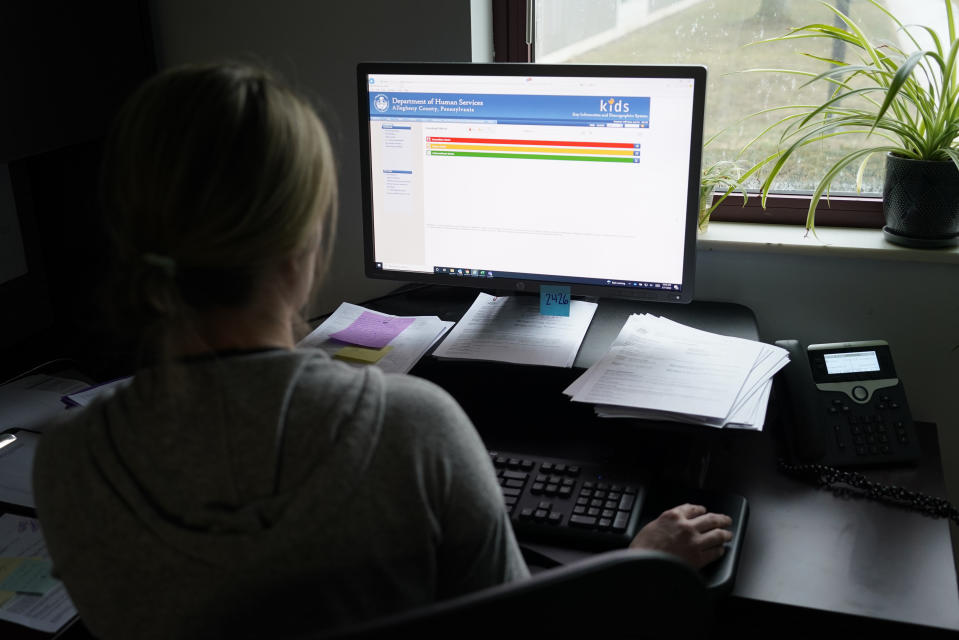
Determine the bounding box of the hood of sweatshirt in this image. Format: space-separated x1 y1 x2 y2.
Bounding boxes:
83 349 384 563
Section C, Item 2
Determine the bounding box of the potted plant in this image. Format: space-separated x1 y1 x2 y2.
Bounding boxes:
742 0 959 247
698 159 748 233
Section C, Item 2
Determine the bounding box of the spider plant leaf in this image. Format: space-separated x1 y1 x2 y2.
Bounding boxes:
799 53 848 67
796 86 885 129
943 32 959 90
739 110 816 155
799 63 878 89
854 152 880 193
873 50 927 132
942 148 959 173
871 6 922 51
758 129 856 202
820 1 883 70
701 159 752 218
740 67 818 79
788 26 862 47
805 145 902 232
748 24 856 46
705 180 750 218
919 50 948 78
913 24 946 59
948 0 956 44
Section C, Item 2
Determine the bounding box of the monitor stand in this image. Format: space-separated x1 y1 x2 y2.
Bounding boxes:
371 285 759 354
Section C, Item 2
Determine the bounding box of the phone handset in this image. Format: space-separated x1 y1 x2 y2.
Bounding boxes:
773 339 827 462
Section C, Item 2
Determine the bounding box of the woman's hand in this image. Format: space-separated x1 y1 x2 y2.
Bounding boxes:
628 503 733 569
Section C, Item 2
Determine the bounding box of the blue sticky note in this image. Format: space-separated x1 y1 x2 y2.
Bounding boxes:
540 285 571 317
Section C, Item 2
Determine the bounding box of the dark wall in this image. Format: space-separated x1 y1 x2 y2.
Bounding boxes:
0 2 155 163
0 1 156 380
150 0 475 319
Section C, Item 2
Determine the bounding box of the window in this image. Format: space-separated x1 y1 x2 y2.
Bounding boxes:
494 0 954 227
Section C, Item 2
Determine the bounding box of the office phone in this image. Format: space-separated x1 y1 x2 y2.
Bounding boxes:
772 340 959 524
773 339 921 468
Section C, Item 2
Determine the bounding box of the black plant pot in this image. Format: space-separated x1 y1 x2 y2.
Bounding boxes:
882 153 959 248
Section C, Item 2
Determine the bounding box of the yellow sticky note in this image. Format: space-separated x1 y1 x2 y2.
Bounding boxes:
334 345 393 364
0 557 23 582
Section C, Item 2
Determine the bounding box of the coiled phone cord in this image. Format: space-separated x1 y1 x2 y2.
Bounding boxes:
777 458 959 526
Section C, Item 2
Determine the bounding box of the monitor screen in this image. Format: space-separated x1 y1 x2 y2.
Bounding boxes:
356 63 705 303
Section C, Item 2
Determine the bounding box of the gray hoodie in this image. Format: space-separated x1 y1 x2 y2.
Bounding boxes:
33 349 527 639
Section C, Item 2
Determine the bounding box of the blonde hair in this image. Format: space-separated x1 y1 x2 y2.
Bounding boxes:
101 62 337 353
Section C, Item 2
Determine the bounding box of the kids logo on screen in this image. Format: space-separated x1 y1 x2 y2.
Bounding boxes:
599 97 630 113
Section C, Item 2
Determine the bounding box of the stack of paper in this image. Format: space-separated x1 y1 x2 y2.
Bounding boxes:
0 375 89 432
0 514 77 633
432 293 598 368
299 302 453 374
564 314 788 430
0 430 39 508
63 377 132 408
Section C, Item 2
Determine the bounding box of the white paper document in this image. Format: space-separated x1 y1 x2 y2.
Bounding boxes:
0 514 77 633
63 377 133 408
565 314 788 429
0 430 40 508
432 293 598 368
298 302 453 374
0 375 88 433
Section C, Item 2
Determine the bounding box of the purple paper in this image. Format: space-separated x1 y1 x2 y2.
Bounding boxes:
329 311 415 349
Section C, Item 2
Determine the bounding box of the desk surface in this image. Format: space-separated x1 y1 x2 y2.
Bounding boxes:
707 421 959 631
370 285 959 632
6 287 956 635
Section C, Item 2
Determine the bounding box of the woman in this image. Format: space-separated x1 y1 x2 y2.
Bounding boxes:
33 62 731 639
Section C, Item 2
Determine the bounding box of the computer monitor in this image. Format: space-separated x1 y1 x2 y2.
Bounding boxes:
356 62 705 304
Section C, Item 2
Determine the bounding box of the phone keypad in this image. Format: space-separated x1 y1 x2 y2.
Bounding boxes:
830 393 911 458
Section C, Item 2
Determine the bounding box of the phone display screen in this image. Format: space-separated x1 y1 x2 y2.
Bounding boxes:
823 350 881 375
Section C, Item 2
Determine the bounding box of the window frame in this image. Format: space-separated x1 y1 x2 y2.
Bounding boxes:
491 0 886 229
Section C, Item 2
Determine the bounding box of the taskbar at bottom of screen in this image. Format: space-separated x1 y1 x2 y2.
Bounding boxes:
429 265 681 293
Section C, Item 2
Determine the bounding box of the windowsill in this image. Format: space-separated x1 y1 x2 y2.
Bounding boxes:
697 222 959 265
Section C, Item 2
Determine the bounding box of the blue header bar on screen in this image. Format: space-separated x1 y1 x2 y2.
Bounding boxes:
368 92 651 127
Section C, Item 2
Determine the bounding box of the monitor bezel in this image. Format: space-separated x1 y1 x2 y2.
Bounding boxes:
356 61 706 304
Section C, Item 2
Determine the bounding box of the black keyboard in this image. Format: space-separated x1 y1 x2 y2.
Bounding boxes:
490 448 750 594
489 450 647 550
